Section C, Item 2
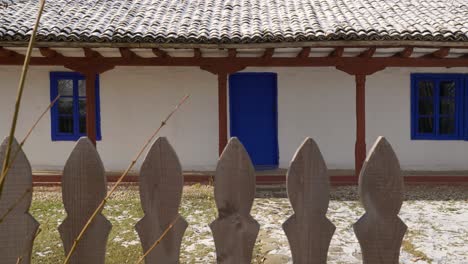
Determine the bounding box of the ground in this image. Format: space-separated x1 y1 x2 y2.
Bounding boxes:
30 185 467 263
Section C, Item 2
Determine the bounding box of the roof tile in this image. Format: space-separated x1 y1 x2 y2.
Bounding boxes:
0 0 467 44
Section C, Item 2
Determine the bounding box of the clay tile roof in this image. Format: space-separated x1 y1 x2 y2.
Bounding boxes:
0 0 467 45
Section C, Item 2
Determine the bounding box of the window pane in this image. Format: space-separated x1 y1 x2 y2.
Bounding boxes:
78 80 86 96
418 100 433 115
58 98 73 114
440 81 455 97
58 116 73 133
79 99 86 116
440 99 455 115
418 81 434 97
79 115 86 134
418 117 433 133
439 117 455 135
58 80 73 96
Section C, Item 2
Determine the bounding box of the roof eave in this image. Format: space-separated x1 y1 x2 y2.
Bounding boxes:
1 40 468 49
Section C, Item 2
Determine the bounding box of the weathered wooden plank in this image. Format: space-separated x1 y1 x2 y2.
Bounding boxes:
282 138 335 264
0 137 39 264
210 137 259 264
59 137 111 264
353 136 407 264
136 137 187 263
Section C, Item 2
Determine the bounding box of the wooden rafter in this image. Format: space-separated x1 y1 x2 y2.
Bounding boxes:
194 48 202 59
83 48 102 58
297 47 311 58
262 48 274 59
228 48 237 58
358 47 376 58
119 47 139 59
329 47 344 57
39 47 62 58
394 47 413 58
152 48 169 58
424 47 450 58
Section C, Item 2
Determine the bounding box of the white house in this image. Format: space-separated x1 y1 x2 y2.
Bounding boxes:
1 0 467 183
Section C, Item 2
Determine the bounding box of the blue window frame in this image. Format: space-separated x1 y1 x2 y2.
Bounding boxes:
411 73 467 140
50 72 101 141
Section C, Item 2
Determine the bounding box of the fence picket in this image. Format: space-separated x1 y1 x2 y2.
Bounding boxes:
283 138 335 264
210 137 259 264
353 136 407 264
59 137 111 264
0 137 39 264
136 137 188 263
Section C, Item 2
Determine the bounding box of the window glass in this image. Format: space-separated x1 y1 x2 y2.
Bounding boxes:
58 98 74 115
78 79 86 96
439 117 455 134
58 116 73 133
418 81 433 97
440 81 455 97
418 117 433 134
58 80 73 96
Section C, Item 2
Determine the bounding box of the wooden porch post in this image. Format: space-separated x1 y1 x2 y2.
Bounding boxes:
85 72 97 146
355 74 366 177
218 72 228 156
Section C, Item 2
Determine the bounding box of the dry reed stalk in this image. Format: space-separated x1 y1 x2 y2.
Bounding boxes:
0 95 60 187
0 0 46 195
15 227 42 264
63 94 190 264
0 95 60 223
0 188 32 224
135 215 181 264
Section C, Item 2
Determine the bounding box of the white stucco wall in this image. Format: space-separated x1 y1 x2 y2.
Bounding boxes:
0 65 467 172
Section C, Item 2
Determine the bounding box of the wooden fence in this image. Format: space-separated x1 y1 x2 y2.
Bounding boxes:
0 136 406 264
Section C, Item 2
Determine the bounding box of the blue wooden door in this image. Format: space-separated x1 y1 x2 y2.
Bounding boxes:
229 72 278 169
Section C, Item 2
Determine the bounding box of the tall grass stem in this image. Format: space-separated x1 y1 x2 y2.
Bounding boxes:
0 0 46 195
63 94 190 264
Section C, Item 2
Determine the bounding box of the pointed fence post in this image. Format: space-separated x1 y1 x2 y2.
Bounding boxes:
353 136 407 264
59 137 111 264
0 137 39 264
282 138 335 264
135 137 188 263
210 137 259 264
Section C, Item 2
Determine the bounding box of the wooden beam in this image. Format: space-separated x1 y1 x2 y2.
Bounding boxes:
424 47 450 58
119 47 139 59
39 47 62 58
2 53 468 68
329 47 344 57
85 72 97 145
358 47 376 58
355 74 366 178
194 48 202 59
336 64 386 75
218 72 228 156
297 47 311 58
83 48 102 58
262 48 274 59
0 47 21 57
394 47 413 58
152 48 169 58
228 48 237 58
